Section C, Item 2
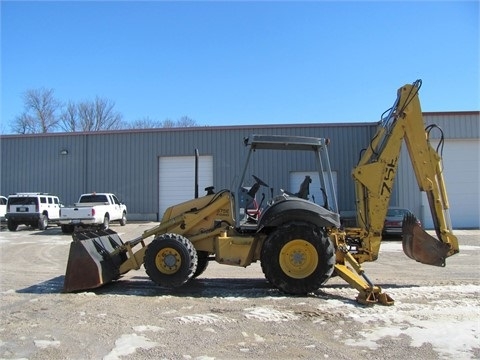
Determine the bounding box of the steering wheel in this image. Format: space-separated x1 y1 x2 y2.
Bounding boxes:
247 175 269 198
252 175 269 187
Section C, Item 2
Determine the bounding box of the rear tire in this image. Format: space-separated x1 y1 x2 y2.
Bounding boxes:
119 212 127 226
101 215 109 230
144 233 198 287
38 214 48 230
192 251 209 279
261 221 335 295
7 220 18 232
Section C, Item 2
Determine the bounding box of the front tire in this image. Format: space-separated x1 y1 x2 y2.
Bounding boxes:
61 224 74 234
261 221 335 295
144 233 198 287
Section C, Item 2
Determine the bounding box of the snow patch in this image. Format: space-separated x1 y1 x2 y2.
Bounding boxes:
175 313 235 324
34 339 60 349
221 296 246 301
1 289 16 294
132 325 163 332
103 333 158 360
244 307 299 322
234 286 479 358
254 333 265 342
336 286 480 359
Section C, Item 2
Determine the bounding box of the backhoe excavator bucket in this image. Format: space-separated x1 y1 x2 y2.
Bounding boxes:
402 213 450 267
63 229 127 292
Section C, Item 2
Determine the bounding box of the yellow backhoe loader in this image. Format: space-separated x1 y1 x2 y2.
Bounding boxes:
63 80 459 305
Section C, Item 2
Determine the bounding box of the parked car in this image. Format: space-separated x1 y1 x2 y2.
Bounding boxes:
383 207 421 237
0 196 7 222
59 192 127 233
5 193 62 231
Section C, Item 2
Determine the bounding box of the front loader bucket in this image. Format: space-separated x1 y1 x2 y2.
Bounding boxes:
63 229 127 292
402 213 450 267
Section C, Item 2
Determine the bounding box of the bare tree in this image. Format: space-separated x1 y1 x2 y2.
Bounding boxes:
12 113 35 134
130 117 164 129
59 102 78 132
93 97 124 130
129 116 197 129
59 97 124 132
129 117 197 129
77 100 96 131
0 118 9 134
12 88 61 134
80 97 124 131
161 118 176 128
177 116 197 127
12 88 196 133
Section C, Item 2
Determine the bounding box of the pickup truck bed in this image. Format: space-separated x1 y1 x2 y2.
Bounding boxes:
59 193 127 233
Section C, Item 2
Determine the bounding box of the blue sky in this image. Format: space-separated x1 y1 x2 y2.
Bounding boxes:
1 1 478 132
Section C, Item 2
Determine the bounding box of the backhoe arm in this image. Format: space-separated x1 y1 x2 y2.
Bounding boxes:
351 80 459 266
399 81 459 264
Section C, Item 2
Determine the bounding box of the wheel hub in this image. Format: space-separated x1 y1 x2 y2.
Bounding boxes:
279 239 318 279
156 248 182 274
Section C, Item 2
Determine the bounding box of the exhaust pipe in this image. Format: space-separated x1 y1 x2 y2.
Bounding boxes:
195 148 199 198
63 229 127 292
402 213 450 267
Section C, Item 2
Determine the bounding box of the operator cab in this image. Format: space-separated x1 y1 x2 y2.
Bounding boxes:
237 175 268 231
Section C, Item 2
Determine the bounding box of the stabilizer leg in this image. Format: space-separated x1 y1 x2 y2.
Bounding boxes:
335 246 394 306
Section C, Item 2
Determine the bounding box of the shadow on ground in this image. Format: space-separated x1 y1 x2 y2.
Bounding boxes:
16 274 419 307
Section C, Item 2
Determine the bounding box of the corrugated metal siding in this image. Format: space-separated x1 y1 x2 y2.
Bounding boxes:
0 135 87 204
1 123 374 219
394 144 421 215
1 112 476 223
424 112 480 139
393 112 479 225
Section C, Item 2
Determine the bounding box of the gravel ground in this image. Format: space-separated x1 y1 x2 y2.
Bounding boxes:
0 223 479 360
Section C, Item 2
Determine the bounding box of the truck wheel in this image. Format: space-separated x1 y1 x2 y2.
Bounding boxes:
119 212 127 226
61 225 74 234
38 214 48 230
101 215 110 230
7 220 18 232
260 221 335 295
144 233 198 287
192 251 209 279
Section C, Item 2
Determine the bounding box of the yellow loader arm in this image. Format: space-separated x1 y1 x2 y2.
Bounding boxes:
352 79 459 266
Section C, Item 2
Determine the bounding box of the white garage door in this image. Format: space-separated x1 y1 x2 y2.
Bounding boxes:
422 140 479 229
289 171 338 211
158 155 213 219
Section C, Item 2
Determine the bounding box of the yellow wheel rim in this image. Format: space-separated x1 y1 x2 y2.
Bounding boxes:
279 239 318 279
155 247 182 275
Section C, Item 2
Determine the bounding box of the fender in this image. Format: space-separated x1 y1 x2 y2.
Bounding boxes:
258 196 340 231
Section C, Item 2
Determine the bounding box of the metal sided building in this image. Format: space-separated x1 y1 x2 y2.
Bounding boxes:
1 111 479 229
396 111 479 229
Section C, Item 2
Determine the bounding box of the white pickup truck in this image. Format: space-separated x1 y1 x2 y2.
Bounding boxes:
59 193 127 233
